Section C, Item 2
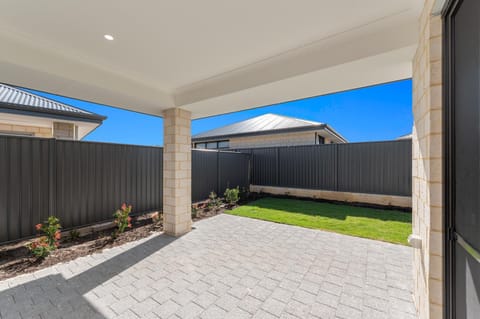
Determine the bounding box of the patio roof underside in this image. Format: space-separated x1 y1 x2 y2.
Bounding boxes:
0 0 422 119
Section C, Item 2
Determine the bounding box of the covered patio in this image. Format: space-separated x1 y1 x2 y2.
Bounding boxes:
0 1 448 318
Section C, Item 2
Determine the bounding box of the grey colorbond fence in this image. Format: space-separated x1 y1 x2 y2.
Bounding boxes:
0 136 250 243
192 150 250 202
236 139 412 197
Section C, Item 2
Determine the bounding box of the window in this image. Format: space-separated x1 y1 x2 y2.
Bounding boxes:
218 141 229 149
206 142 217 149
317 136 325 144
195 140 230 149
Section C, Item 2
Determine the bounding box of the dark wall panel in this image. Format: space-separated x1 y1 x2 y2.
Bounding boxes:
0 137 163 243
237 140 411 197
192 150 250 202
192 150 218 202
337 140 412 196
0 137 51 243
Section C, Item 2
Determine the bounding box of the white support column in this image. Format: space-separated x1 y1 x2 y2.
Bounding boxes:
163 108 192 236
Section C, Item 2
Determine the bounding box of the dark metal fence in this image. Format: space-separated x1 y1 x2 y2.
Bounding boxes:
236 140 412 197
192 150 250 202
0 137 163 243
0 136 250 243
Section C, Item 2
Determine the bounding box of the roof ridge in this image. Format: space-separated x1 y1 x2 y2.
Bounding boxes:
263 113 322 125
193 113 326 139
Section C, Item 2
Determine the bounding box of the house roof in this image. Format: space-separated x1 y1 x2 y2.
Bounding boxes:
0 83 106 123
193 113 347 143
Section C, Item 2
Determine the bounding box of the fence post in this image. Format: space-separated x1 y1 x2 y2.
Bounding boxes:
335 144 339 192
276 148 280 186
216 151 220 195
48 139 57 218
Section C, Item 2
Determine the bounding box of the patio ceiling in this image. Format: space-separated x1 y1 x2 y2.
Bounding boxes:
0 0 422 119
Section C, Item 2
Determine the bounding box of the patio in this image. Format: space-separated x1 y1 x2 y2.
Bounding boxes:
0 214 415 319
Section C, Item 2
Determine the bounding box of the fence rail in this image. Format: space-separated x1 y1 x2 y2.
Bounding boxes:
0 136 250 243
236 140 412 197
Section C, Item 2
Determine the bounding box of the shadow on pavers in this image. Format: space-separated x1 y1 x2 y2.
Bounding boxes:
0 233 177 318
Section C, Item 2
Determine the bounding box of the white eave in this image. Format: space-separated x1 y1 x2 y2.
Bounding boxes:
0 0 422 119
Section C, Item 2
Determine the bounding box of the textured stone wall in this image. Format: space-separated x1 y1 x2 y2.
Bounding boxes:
250 185 412 208
163 108 192 236
53 122 76 140
412 0 443 318
229 131 333 149
0 122 52 137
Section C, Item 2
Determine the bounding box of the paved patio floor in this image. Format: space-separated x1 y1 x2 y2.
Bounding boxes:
0 214 416 319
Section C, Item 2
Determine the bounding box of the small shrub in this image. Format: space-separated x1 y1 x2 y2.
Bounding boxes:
224 186 240 206
113 203 132 237
208 191 222 210
69 229 80 241
28 216 62 258
28 236 52 258
192 206 198 219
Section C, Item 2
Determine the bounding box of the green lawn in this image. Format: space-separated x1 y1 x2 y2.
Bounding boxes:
226 197 411 245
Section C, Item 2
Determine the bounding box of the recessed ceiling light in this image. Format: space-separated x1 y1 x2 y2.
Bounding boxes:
104 34 114 41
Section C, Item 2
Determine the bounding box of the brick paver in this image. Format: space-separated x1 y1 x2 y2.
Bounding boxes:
0 214 416 318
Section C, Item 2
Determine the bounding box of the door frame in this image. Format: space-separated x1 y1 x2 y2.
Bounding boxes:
443 0 462 318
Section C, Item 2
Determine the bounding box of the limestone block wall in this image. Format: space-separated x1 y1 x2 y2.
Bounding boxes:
0 122 52 137
411 0 444 318
53 122 76 140
229 131 333 149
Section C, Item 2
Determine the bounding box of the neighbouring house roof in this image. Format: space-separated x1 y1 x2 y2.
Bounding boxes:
193 113 347 143
0 83 106 123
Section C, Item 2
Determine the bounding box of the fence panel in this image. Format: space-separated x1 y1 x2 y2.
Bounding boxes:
238 140 411 197
278 145 337 190
192 150 218 202
0 137 51 243
337 140 412 196
54 141 163 229
218 151 250 193
192 150 250 202
249 148 278 186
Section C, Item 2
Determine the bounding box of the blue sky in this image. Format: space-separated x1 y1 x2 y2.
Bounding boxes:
30 79 412 146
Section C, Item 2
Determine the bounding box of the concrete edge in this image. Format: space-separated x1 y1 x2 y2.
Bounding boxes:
249 185 412 209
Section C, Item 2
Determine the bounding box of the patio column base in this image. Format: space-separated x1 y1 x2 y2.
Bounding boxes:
163 108 192 237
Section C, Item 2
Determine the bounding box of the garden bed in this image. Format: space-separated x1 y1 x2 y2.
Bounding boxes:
0 213 162 281
0 203 234 281
0 185 249 282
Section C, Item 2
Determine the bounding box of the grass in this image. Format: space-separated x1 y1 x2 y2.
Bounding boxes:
226 197 411 245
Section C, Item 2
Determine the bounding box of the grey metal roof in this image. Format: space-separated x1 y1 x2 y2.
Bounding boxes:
0 83 106 122
193 113 347 142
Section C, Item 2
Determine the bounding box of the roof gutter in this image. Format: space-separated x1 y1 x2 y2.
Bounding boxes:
0 102 106 123
323 125 348 143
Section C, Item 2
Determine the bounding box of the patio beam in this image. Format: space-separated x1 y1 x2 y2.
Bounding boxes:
163 108 192 236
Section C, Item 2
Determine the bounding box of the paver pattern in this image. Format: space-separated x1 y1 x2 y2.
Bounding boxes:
0 214 416 318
